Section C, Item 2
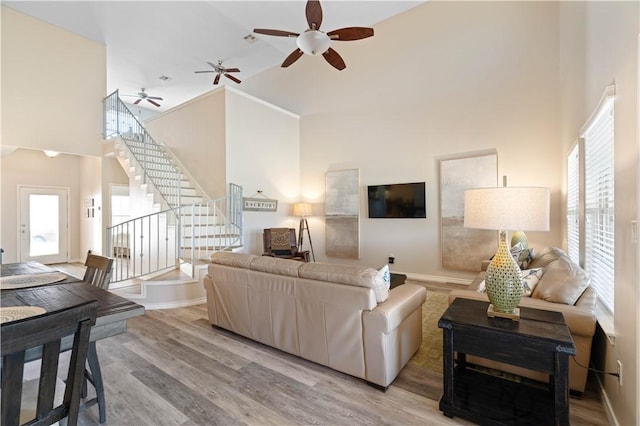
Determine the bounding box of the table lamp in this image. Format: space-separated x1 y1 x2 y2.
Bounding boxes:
293 202 315 262
464 187 550 320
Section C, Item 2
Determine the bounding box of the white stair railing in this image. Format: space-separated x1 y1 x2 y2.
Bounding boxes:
104 91 243 283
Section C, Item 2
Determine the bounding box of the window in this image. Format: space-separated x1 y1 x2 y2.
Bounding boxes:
566 144 580 264
567 86 615 313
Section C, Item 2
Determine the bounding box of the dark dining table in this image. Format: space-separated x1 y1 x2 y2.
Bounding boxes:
1 261 145 423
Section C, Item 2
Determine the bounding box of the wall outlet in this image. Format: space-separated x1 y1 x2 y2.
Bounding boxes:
388 254 395 264
617 360 623 386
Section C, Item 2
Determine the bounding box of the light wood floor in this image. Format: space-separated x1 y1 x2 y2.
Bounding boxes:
75 302 610 426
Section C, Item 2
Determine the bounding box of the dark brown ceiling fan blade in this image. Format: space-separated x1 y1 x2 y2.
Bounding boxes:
133 98 142 105
224 68 240 73
327 27 374 41
213 74 221 85
224 73 241 84
322 47 346 70
254 28 299 37
147 99 161 107
306 0 323 30
281 49 304 67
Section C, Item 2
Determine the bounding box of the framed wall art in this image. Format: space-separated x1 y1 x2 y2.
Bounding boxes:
325 168 360 259
440 152 498 271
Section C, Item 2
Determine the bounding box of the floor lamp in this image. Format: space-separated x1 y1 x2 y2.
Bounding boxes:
294 202 315 262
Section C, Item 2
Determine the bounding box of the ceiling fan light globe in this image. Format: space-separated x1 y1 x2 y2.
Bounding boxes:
296 30 331 56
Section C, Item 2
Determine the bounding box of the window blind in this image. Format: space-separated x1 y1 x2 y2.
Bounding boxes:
583 100 615 313
567 144 580 264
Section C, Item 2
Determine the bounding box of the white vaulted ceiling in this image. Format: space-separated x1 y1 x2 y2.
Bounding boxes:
4 1 423 114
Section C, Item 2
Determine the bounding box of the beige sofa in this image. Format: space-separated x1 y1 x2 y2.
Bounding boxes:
202 252 427 388
449 247 596 394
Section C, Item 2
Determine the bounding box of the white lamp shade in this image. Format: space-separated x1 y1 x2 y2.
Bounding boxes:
296 30 331 56
43 150 60 158
293 202 312 217
464 187 550 232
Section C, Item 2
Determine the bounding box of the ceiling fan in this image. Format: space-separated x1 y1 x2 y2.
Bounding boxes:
194 61 241 85
122 88 163 107
253 0 374 71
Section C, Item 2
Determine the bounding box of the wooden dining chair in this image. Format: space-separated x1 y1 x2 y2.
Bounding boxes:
1 300 97 426
82 253 114 290
79 252 113 423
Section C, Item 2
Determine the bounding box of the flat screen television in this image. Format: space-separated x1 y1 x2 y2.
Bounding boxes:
367 182 426 218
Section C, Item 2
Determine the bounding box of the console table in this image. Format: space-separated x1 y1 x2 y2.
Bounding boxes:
438 298 576 426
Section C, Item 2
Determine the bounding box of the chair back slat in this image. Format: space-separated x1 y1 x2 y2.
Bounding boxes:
83 254 114 289
1 301 97 426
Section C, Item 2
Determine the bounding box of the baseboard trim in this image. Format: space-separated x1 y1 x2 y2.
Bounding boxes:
404 272 473 286
141 297 207 311
595 371 620 426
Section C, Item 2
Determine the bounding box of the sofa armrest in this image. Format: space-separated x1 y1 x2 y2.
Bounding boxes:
364 283 426 333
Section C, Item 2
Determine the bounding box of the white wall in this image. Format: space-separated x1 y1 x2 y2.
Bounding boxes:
1 7 106 156
146 89 227 200
143 87 300 256
225 88 301 255
241 1 562 280
559 2 639 425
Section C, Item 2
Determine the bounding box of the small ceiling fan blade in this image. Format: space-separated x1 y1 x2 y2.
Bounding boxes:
224 73 241 84
147 99 161 107
133 98 142 105
254 28 299 37
213 74 221 85
306 0 323 30
195 70 215 74
147 96 163 101
327 27 374 41
322 47 346 70
281 49 304 67
206 61 219 69
224 68 241 73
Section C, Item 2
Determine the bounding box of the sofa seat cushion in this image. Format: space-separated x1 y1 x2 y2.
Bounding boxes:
211 252 257 269
299 262 389 303
249 256 302 277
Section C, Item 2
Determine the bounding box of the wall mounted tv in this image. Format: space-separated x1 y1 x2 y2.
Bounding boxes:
367 182 426 219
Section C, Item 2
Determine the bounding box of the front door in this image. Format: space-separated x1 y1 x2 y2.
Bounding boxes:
19 186 69 264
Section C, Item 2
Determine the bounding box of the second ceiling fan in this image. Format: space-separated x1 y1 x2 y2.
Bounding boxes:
254 0 374 71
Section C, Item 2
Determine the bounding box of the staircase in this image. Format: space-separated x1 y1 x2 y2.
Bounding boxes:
102 90 243 307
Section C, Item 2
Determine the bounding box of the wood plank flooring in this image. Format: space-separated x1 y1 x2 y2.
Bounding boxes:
75 302 610 426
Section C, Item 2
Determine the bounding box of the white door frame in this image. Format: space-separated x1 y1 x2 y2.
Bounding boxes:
17 185 70 264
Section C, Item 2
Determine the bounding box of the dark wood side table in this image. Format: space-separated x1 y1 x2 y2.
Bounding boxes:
438 298 576 426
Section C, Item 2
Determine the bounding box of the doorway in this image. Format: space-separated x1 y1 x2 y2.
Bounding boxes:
18 186 69 264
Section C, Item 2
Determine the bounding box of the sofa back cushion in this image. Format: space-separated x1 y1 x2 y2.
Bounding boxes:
211 252 256 269
531 248 591 305
250 256 302 277
299 263 389 303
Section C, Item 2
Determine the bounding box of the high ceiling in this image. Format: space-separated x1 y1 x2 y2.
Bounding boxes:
4 1 423 114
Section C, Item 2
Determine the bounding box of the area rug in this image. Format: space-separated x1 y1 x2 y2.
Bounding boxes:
409 290 450 374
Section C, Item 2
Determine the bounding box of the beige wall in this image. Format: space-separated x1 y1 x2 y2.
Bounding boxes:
241 1 562 280
559 2 639 425
1 7 106 156
146 89 227 200
225 88 301 255
1 149 82 263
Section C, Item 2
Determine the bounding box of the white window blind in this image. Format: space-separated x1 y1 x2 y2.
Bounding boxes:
583 95 615 313
567 144 580 264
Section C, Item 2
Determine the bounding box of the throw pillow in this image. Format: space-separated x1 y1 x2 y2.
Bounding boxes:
510 242 534 269
521 268 544 296
374 265 391 302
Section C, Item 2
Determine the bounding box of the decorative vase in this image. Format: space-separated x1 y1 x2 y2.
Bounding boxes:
510 230 528 249
485 231 523 313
